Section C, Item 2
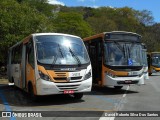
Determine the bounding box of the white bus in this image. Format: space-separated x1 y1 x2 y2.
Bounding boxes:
7 33 92 100
83 31 144 89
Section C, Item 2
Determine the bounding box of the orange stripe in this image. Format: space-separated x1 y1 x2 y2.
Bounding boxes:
103 66 128 76
26 63 37 95
38 65 69 83
83 33 104 42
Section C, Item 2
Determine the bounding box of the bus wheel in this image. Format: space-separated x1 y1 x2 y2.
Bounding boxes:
28 83 37 101
73 93 83 100
114 86 123 89
10 77 14 83
149 73 152 76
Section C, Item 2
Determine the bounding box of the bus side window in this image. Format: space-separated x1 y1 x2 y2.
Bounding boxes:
84 42 89 51
11 49 15 64
27 41 35 68
11 44 22 64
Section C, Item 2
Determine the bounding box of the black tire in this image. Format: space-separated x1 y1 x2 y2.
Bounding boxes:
28 84 38 101
9 77 15 88
149 73 152 76
73 93 83 100
9 77 14 83
114 86 123 89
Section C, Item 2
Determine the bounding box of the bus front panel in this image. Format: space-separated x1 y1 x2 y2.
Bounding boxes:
34 34 92 95
36 64 92 95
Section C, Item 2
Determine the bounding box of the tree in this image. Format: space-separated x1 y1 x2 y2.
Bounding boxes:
84 7 143 33
53 12 93 38
134 10 154 26
17 0 58 18
86 16 117 33
0 0 55 64
142 23 160 52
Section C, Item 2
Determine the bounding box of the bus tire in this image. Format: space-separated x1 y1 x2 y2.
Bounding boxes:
114 86 123 89
10 77 14 83
73 93 83 100
149 73 152 76
28 83 37 101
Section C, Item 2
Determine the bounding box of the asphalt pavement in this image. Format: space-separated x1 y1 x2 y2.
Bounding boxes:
0 73 160 120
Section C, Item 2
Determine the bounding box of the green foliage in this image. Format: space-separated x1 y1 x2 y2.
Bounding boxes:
0 0 160 64
86 16 117 33
134 10 154 26
53 12 93 37
142 24 160 52
0 0 55 63
19 0 56 18
85 7 144 33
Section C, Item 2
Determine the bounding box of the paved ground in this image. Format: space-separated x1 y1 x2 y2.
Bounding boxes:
0 73 160 120
114 73 160 120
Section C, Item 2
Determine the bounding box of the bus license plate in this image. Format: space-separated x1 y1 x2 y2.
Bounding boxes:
64 90 74 94
125 80 132 84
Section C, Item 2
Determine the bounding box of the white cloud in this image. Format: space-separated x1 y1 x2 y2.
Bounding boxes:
108 6 116 10
109 6 114 9
48 0 65 6
92 5 99 8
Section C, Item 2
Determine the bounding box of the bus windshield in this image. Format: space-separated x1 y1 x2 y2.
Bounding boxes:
104 41 143 66
35 35 90 65
151 53 160 67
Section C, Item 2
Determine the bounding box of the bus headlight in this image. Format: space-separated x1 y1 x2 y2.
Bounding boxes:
84 69 91 80
106 72 117 78
138 72 143 77
39 71 51 81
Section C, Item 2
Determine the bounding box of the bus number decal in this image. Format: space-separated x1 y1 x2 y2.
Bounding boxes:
71 73 80 77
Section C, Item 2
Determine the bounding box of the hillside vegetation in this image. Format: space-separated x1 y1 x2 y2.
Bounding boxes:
0 0 160 65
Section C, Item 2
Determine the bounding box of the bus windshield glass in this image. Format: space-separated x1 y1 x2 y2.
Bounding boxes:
35 35 90 65
151 53 160 67
104 41 143 66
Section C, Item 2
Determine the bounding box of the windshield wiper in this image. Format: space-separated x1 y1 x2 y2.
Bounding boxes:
50 44 65 68
127 43 135 58
50 53 58 68
58 44 64 58
69 47 81 66
113 41 126 58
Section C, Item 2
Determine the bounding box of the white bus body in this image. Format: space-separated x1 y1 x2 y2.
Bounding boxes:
7 33 92 99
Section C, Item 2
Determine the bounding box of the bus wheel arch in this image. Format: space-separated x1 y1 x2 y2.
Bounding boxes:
27 81 37 101
10 77 14 83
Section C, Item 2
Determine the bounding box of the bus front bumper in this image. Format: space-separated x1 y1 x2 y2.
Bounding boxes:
36 78 92 95
104 74 144 86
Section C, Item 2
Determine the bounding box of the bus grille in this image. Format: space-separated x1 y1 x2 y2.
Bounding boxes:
53 72 83 83
56 84 80 91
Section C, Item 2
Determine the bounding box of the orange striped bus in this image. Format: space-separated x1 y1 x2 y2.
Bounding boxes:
147 52 160 76
7 33 92 100
83 31 144 89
